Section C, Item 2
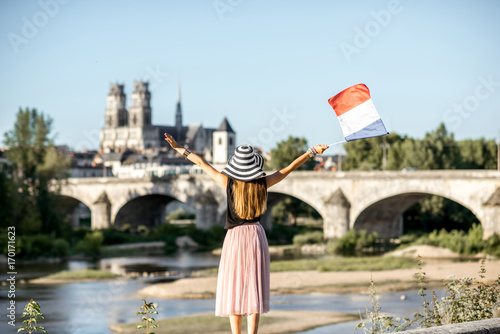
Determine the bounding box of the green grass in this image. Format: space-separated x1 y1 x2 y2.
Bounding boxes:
42 269 118 280
182 291 216 297
194 256 416 275
113 313 284 334
270 256 416 272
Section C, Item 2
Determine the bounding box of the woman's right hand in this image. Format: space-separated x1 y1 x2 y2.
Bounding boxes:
313 145 329 154
164 133 181 149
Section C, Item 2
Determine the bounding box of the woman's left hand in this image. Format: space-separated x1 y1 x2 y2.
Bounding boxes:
164 133 181 149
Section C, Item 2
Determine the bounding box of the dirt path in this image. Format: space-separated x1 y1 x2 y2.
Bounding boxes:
109 310 358 334
137 259 500 299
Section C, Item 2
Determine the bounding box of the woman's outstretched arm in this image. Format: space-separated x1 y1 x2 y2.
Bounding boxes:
164 133 227 187
265 144 329 188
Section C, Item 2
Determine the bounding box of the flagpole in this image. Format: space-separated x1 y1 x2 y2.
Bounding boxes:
327 139 346 147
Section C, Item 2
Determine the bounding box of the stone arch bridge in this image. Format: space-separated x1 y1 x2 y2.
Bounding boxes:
58 171 500 239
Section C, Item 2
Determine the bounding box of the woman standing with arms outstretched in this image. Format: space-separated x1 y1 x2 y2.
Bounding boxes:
164 133 328 334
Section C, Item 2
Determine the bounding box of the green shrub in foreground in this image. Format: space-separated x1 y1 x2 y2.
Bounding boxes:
18 299 46 333
356 257 500 333
137 299 158 334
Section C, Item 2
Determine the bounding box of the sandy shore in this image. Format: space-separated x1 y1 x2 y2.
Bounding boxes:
109 310 358 334
137 259 500 299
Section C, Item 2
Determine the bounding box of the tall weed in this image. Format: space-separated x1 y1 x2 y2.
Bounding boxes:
356 257 500 333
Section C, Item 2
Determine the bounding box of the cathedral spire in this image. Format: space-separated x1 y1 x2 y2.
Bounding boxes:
175 80 183 141
176 80 181 104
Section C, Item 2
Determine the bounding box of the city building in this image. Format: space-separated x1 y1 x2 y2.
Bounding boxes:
57 146 112 178
313 154 346 172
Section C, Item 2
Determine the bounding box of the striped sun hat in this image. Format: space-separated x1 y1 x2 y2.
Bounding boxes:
222 145 266 182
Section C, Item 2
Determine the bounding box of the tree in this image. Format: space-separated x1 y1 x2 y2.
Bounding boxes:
270 136 314 170
2 107 71 235
457 138 497 169
0 162 14 229
343 133 402 171
420 123 460 169
344 123 463 171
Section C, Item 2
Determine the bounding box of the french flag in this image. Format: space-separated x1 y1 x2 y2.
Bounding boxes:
328 84 388 142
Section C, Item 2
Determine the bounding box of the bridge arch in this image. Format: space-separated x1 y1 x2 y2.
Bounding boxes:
110 186 189 226
54 194 92 228
114 193 183 228
57 189 93 210
262 191 325 230
267 190 324 218
352 191 482 238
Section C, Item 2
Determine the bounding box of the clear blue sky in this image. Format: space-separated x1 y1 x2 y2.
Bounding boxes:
1 0 499 153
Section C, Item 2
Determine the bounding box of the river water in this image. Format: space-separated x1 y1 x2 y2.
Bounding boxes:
1 251 427 334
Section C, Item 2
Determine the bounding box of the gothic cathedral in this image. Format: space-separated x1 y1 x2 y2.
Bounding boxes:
100 81 235 163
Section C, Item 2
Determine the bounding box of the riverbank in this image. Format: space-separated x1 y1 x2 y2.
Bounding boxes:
137 259 500 299
109 310 358 334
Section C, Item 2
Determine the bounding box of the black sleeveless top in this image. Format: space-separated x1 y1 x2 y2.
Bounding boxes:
225 177 267 229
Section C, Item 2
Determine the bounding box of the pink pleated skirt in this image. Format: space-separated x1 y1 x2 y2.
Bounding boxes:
215 222 270 317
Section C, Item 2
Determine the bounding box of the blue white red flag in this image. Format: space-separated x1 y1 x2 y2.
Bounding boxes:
328 84 388 142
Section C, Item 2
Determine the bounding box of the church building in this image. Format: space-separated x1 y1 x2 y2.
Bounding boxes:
100 81 235 163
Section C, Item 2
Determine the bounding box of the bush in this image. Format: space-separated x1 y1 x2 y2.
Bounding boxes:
137 225 150 236
166 208 195 221
16 234 54 259
398 233 418 245
267 224 321 246
51 238 69 257
150 222 183 238
267 224 297 245
328 230 378 256
120 223 131 233
484 233 500 257
101 228 132 245
150 223 184 253
74 231 104 260
12 235 70 259
206 226 226 248
356 258 500 333
293 231 324 246
31 234 54 257
186 224 226 250
403 224 498 256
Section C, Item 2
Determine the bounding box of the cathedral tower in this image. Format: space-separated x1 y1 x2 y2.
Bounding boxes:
105 84 127 128
128 82 151 128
